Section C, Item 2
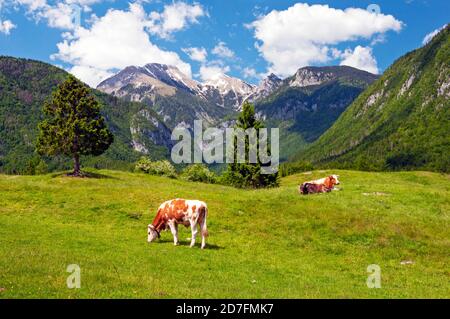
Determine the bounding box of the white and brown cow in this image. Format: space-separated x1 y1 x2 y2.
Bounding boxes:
147 199 209 249
299 175 341 195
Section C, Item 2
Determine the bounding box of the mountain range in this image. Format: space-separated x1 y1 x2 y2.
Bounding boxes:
0 25 448 174
97 62 377 160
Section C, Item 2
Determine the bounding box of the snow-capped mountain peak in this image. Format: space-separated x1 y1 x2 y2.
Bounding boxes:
244 73 283 103
142 63 202 94
203 73 256 95
97 63 203 97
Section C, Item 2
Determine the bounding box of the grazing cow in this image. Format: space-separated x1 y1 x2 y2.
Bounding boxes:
299 175 340 195
148 199 209 249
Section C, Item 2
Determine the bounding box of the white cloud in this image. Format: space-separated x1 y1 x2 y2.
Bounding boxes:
191 43 234 81
69 65 114 87
250 3 403 77
15 0 101 11
242 67 257 79
370 33 386 46
212 41 235 59
52 3 192 87
339 46 379 74
147 1 205 39
182 46 207 62
0 18 16 35
199 63 230 82
11 0 105 30
40 3 80 29
241 67 265 80
14 0 47 12
422 24 447 45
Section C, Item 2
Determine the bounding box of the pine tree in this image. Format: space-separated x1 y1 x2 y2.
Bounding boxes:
224 101 279 188
36 75 113 176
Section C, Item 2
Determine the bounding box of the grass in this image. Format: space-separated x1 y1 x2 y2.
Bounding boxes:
0 169 449 298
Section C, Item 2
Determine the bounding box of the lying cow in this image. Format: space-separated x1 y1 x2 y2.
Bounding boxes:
299 175 340 195
300 182 331 194
147 199 209 249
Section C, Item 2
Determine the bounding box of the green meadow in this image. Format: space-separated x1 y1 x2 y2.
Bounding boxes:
0 169 449 298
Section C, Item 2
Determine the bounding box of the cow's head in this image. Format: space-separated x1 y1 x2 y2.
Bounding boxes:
147 224 160 243
324 175 340 189
330 175 340 185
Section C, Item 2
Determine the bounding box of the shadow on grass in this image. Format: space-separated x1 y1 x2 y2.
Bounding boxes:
51 171 118 180
155 238 223 250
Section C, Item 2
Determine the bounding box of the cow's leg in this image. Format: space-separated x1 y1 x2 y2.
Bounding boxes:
190 220 198 248
200 219 207 249
168 221 179 246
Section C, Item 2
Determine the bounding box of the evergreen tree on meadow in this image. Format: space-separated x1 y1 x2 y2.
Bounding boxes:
36 75 113 176
223 101 279 188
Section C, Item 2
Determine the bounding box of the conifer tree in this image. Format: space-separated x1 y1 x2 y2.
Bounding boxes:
224 101 279 188
37 75 113 176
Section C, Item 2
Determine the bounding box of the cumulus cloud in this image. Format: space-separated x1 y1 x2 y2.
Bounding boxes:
212 41 235 58
199 63 230 82
147 1 205 39
241 67 265 81
422 24 447 45
14 0 47 12
242 67 257 79
250 3 403 77
339 46 379 74
193 42 235 81
182 46 207 62
0 19 16 34
41 3 81 29
12 0 102 30
51 3 192 87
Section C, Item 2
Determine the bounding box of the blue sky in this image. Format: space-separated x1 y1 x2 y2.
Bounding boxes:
0 0 448 87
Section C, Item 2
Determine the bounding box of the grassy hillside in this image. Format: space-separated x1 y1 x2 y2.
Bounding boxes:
0 170 449 298
293 26 450 172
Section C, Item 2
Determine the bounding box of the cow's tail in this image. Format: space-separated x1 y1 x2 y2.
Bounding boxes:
199 205 209 237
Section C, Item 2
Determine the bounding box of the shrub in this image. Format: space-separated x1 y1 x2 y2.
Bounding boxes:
135 157 177 178
181 164 217 184
220 165 280 189
35 160 49 175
